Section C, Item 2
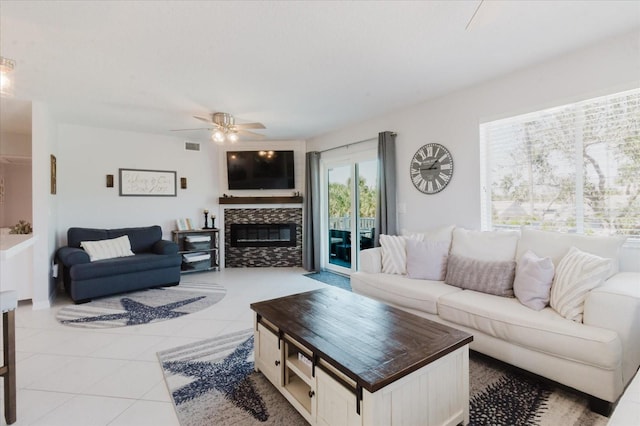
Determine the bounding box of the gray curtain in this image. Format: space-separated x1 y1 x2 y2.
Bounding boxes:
374 131 397 246
303 151 321 271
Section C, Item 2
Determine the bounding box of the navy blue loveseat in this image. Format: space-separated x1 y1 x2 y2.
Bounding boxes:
56 226 181 303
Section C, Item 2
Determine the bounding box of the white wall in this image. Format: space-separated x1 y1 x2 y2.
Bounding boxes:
308 31 640 235
31 101 58 309
56 124 219 243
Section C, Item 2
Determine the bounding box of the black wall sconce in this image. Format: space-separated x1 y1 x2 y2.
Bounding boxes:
180 177 187 189
106 174 114 188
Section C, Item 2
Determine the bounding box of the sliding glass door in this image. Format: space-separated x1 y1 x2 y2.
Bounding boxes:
323 152 377 274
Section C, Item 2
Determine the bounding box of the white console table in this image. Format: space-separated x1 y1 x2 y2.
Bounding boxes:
0 233 35 300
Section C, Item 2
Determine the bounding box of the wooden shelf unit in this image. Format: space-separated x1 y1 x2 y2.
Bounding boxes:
171 228 219 273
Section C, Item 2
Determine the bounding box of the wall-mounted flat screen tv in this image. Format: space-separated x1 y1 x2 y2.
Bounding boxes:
227 150 295 190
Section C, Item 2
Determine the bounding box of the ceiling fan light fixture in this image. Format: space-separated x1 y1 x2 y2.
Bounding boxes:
227 132 239 143
0 56 16 97
212 129 225 144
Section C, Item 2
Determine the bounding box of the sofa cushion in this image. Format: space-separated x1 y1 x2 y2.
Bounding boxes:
360 247 382 274
438 290 621 370
514 250 555 311
550 246 612 322
451 228 519 262
445 254 516 297
81 235 135 262
350 272 462 315
405 239 449 280
108 226 162 253
69 253 182 281
401 224 455 246
516 228 625 278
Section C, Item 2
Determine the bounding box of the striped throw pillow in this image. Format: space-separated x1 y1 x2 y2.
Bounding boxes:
81 235 135 262
379 234 425 275
550 246 612 322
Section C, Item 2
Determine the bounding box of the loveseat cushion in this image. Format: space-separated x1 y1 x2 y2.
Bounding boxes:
438 290 621 370
108 226 162 253
351 272 462 315
68 228 109 248
69 253 181 281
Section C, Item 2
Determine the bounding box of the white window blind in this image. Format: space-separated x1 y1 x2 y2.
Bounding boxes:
480 88 640 239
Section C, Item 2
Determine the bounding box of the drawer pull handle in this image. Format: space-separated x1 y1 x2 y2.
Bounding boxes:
309 390 315 398
275 360 280 366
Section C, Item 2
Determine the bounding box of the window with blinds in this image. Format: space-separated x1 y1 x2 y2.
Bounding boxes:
480 88 640 239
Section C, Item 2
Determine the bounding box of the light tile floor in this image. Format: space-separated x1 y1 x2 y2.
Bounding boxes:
1 267 325 426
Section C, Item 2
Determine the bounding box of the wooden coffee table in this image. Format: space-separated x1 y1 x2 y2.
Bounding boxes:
250 287 473 426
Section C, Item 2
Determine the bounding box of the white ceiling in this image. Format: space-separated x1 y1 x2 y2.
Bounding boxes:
1 0 639 141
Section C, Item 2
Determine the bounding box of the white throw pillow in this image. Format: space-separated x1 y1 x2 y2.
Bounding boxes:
514 250 555 311
450 228 520 262
81 235 135 262
405 239 449 280
550 246 612 322
380 234 409 275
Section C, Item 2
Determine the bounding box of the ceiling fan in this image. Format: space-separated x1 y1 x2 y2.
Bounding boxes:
172 112 266 143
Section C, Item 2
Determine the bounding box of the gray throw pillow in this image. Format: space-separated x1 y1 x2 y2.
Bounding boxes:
445 254 516 297
405 238 449 280
513 250 555 310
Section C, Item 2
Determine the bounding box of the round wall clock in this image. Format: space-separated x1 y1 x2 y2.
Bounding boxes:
410 143 454 194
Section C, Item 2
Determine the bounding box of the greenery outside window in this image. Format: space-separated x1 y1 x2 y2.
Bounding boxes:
480 88 640 240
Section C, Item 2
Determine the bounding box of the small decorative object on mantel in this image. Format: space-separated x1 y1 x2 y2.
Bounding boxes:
9 220 32 234
203 209 210 229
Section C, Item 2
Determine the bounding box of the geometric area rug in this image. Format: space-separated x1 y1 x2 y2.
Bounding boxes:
56 282 226 329
158 329 607 426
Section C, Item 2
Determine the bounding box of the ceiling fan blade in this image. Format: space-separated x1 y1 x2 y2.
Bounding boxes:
238 129 266 139
193 115 213 123
170 127 212 131
234 122 266 130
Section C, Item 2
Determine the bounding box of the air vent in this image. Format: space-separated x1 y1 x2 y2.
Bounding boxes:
185 142 200 151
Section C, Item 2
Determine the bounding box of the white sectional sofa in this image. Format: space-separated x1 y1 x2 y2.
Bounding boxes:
351 226 640 414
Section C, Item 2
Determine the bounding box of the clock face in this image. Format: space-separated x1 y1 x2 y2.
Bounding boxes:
410 143 454 194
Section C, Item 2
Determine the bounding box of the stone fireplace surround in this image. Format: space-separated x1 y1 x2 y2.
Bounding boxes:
222 201 302 268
